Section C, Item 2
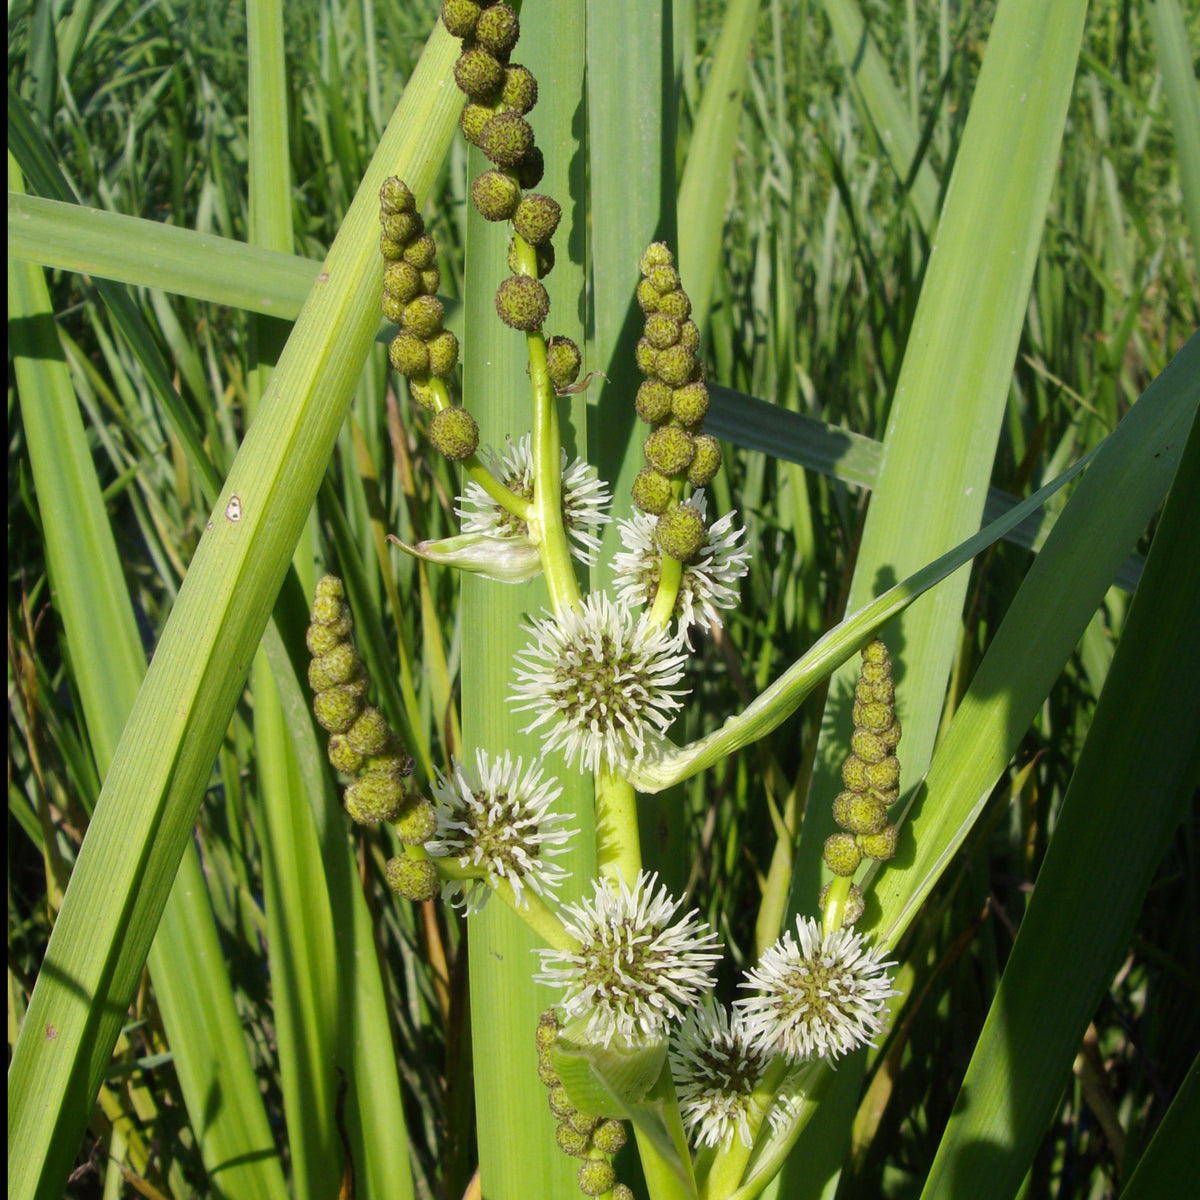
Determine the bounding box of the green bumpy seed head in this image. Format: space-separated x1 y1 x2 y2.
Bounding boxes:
385 855 440 901
546 338 582 391
507 236 555 279
402 295 445 341
823 831 863 877
403 235 438 270
454 46 504 101
381 291 406 325
381 210 423 245
547 1084 575 1119
427 330 460 378
537 1008 560 1048
634 337 659 376
513 193 561 245
687 434 722 487
636 278 661 313
420 266 441 295
440 0 481 38
612 1187 635 1200
501 64 538 113
408 376 438 411
841 754 869 792
631 467 673 515
379 176 415 215
345 706 391 757
819 881 866 926
344 772 405 824
568 1110 600 1136
313 685 364 735
655 343 698 387
537 1048 558 1086
514 145 545 188
677 319 701 354
850 728 889 763
555 1123 590 1158
308 598 350 637
305 622 343 657
832 791 888 836
475 2 520 58
671 381 709 427
495 273 549 330
853 698 895 732
478 112 534 168
380 234 405 261
639 242 674 275
857 823 899 862
311 573 347 612
644 425 695 476
326 733 365 777
657 289 692 321
307 642 361 692
578 1160 617 1198
592 1120 627 1154
429 406 480 462
647 263 681 295
635 379 673 424
643 312 682 351
389 332 430 378
867 756 901 796
460 102 494 145
656 504 705 562
394 797 438 845
472 169 522 221
384 259 422 305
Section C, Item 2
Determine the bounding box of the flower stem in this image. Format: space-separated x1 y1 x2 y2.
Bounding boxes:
821 875 854 938
492 877 579 953
699 1057 789 1200
511 234 579 615
648 555 684 629
595 769 642 887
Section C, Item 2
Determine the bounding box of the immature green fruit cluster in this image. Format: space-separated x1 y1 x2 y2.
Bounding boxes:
630 243 723 560
535 1010 629 1196
308 577 438 900
821 639 903 888
380 177 458 388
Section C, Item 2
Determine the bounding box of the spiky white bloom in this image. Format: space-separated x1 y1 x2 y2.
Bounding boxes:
669 999 772 1149
535 872 722 1048
612 493 750 647
735 916 898 1064
509 592 690 774
426 749 575 914
457 434 611 565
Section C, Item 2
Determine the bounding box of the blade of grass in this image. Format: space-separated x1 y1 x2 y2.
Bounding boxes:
7 24 463 1200
9 156 286 1200
916 385 1200 1200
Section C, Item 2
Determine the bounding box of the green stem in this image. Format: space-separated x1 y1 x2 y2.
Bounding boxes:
630 1060 701 1200
493 877 578 953
699 1058 788 1200
594 769 642 886
648 555 684 629
426 374 533 524
821 874 854 937
511 234 579 615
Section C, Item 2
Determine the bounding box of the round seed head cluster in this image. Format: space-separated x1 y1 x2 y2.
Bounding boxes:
670 1000 772 1149
536 872 723 1047
456 434 611 566
736 916 897 1064
613 494 750 647
426 749 575 913
509 592 689 774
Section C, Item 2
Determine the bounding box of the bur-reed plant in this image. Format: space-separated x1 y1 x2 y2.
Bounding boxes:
8 2 1199 1199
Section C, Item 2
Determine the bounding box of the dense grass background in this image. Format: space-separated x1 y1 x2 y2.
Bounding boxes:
9 1 1198 1198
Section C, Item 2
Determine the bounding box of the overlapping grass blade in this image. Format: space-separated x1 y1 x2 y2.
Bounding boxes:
462 6 596 1199
916 377 1200 1200
7 25 463 1200
9 158 286 1200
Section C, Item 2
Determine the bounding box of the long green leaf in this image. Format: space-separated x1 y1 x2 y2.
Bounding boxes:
917 378 1200 1200
9 155 286 1200
6 24 463 1200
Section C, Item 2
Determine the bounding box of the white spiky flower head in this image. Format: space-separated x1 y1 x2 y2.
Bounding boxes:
669 999 772 1149
612 493 750 647
426 749 575 914
509 592 690 774
535 871 723 1048
735 916 897 1064
457 433 611 565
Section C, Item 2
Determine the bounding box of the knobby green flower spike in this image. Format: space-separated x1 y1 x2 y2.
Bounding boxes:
821 638 903 933
307 575 439 900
